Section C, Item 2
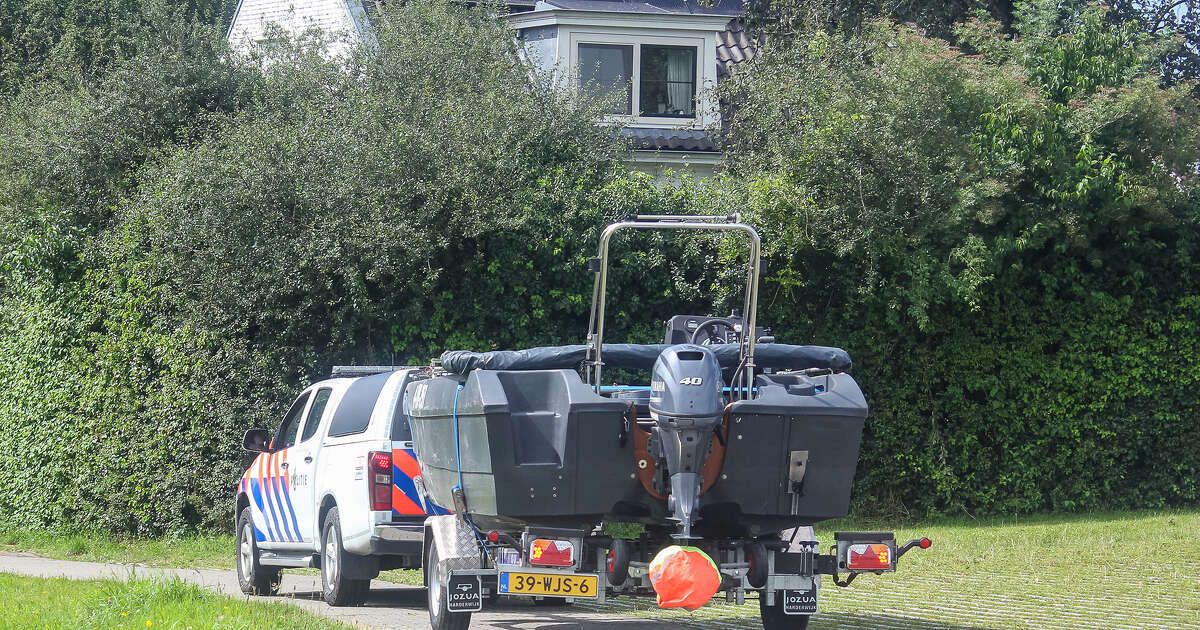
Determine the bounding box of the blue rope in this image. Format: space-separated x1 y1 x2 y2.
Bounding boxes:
452 382 466 493
450 381 491 560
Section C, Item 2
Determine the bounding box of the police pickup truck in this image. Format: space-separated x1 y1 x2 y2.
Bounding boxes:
235 366 444 605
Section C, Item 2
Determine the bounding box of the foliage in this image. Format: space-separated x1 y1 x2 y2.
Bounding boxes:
0 0 1197 535
745 0 1018 40
0 0 234 98
0 0 629 534
718 2 1200 514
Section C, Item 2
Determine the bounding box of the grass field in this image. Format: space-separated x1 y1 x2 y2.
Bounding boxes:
0 573 347 629
584 510 1200 629
2 509 1197 629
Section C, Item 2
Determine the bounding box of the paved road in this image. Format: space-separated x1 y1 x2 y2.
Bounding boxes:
0 552 710 629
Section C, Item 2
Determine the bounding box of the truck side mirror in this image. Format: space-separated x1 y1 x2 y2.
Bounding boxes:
242 428 272 453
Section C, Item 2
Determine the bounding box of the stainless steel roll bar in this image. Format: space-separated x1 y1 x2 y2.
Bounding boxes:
584 214 762 395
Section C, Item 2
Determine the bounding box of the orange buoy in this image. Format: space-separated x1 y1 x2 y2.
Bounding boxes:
647 545 721 611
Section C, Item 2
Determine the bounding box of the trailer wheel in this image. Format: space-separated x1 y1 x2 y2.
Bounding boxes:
426 538 472 630
236 507 281 595
321 508 370 606
606 539 630 586
746 542 768 589
759 593 810 630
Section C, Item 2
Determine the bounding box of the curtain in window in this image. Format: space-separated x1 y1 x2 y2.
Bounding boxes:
664 48 693 115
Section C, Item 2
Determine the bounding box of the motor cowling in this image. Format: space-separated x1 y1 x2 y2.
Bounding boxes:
649 345 724 538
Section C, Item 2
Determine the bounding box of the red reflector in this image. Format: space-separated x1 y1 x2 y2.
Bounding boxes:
368 451 392 511
487 530 501 543
847 543 892 570
529 539 575 567
919 537 932 549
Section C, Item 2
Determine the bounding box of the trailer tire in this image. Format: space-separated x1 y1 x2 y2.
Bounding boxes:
236 507 281 596
426 538 472 630
746 542 769 589
759 593 810 630
606 539 630 586
321 508 370 606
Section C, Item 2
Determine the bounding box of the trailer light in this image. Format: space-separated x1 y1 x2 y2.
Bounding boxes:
367 451 392 511
846 543 891 570
528 539 575 568
918 537 932 549
487 530 501 543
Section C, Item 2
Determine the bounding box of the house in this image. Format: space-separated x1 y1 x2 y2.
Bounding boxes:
227 0 757 177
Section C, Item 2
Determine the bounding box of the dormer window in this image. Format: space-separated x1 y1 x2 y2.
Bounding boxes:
577 42 698 120
640 45 696 117
579 44 634 115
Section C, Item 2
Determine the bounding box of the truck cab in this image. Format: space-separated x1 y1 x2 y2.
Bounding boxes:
234 367 440 605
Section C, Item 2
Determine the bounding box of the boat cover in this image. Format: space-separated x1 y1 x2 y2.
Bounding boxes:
439 343 851 374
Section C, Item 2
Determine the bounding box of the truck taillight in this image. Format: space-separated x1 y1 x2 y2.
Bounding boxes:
368 451 391 511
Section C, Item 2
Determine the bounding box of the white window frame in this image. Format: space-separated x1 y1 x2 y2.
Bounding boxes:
568 30 708 128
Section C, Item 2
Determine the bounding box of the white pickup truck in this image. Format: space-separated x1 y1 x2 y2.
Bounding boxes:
234 366 445 605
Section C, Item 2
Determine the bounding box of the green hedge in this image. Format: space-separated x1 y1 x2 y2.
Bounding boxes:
0 0 1196 534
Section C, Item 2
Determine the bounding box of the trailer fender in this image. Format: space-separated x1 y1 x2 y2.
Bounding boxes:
423 515 483 578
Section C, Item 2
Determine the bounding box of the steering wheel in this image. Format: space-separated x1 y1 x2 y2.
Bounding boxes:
690 319 738 345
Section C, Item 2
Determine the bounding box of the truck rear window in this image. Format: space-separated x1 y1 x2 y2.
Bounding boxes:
326 371 391 438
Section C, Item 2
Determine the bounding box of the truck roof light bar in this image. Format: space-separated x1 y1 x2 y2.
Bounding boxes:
330 365 422 378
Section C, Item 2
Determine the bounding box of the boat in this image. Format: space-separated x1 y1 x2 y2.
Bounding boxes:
400 215 930 630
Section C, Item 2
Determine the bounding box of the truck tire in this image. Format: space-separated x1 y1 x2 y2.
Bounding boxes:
759 592 810 630
426 538 472 630
236 507 281 595
321 508 370 606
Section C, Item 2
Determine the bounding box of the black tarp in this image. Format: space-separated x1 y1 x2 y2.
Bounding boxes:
440 343 852 374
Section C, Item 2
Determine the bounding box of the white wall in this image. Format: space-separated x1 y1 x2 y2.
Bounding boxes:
228 0 366 57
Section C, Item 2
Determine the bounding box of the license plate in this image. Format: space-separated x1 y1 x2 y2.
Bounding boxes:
781 583 818 615
498 570 599 599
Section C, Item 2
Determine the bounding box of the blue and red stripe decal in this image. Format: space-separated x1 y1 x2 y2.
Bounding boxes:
240 451 304 543
392 447 449 517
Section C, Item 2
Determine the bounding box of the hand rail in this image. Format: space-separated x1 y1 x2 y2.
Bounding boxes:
584 215 762 395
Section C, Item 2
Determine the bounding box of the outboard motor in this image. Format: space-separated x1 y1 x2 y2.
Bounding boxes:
649 345 725 539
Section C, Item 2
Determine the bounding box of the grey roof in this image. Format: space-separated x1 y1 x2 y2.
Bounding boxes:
539 0 743 16
622 127 718 152
716 19 759 79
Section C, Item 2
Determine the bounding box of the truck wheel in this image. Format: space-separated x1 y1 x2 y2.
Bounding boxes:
236 507 281 595
759 592 810 630
321 508 370 606
426 539 472 630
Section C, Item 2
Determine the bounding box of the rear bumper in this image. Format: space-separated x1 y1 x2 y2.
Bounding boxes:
369 523 424 556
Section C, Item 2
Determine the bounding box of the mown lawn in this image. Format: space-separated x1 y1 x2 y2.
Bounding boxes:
582 509 1200 629
0 528 232 569
0 573 347 629
2 509 1197 629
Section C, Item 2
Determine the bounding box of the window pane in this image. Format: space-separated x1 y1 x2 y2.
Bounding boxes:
579 44 632 115
300 388 332 442
276 392 310 450
639 45 696 118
